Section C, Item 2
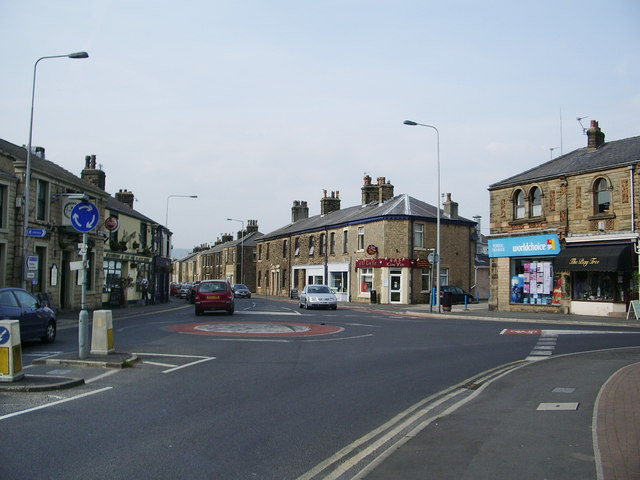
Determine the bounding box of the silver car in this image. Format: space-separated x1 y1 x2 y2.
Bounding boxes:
299 284 337 310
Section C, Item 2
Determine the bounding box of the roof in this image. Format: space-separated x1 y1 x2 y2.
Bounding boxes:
0 138 108 198
201 231 263 255
105 195 158 224
489 135 640 190
259 194 476 241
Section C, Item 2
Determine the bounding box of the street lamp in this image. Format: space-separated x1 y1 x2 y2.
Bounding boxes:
404 120 441 311
22 51 89 289
227 218 245 285
165 195 198 227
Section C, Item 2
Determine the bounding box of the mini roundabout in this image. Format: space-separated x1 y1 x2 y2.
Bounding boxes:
166 321 344 338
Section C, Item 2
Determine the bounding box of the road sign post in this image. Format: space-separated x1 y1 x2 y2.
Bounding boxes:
70 200 100 359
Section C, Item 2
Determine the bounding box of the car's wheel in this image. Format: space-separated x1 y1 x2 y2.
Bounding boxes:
195 308 202 316
41 319 56 344
331 305 337 310
227 308 234 315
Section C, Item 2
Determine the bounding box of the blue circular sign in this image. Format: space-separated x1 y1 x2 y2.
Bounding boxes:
70 202 100 232
0 326 10 345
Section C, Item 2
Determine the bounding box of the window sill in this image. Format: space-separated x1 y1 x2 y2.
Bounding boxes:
508 216 546 226
587 213 615 221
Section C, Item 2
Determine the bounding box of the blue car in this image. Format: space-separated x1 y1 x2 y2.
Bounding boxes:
232 284 251 298
0 287 56 343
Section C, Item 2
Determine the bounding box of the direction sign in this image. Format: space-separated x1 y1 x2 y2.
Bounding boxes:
0 326 9 345
27 228 47 238
70 201 100 233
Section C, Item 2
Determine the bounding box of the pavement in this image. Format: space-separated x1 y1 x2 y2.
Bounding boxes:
2 296 639 479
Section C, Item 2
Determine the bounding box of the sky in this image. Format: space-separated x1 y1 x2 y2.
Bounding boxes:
2 1 639 252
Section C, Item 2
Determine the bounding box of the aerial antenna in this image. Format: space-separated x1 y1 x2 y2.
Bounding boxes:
577 116 589 135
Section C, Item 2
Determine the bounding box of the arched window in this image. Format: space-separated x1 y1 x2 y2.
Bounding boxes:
530 187 542 217
594 178 611 214
514 190 525 219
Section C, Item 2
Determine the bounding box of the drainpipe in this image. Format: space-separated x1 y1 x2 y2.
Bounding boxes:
630 165 636 233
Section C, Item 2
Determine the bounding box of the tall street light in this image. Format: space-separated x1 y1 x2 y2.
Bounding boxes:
165 195 198 227
22 51 89 289
227 218 245 285
404 120 441 311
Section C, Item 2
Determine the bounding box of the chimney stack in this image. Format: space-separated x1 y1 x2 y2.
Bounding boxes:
320 190 341 215
246 219 259 233
115 189 135 208
443 193 458 219
587 120 605 150
80 154 107 190
292 200 309 223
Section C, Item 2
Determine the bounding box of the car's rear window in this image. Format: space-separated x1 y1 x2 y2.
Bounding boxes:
200 282 228 293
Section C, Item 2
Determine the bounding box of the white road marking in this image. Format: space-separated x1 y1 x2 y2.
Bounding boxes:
0 387 112 421
133 352 216 373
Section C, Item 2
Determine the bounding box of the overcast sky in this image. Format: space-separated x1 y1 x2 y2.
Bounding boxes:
2 1 639 251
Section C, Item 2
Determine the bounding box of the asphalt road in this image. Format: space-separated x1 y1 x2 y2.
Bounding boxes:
4 298 640 479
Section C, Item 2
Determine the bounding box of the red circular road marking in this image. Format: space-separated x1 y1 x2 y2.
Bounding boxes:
167 321 343 337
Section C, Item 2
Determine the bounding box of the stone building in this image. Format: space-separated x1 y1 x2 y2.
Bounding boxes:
488 120 640 316
255 176 478 305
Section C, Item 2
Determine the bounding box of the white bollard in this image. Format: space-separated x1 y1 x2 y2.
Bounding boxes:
91 310 115 355
0 320 24 382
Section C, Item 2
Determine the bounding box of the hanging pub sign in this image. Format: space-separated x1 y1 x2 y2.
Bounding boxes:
104 216 120 232
366 244 378 255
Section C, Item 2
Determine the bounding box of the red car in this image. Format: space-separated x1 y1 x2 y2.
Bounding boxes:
194 280 235 316
170 283 181 296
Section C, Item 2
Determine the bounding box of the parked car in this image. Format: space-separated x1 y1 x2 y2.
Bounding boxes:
299 284 337 310
178 283 193 299
0 287 56 343
232 284 251 298
189 282 201 304
170 283 181 296
194 280 235 315
439 286 475 305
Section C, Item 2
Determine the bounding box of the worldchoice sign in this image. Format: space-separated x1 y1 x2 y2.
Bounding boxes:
488 234 560 258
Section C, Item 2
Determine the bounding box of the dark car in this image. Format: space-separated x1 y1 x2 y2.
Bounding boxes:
232 284 251 298
194 280 234 315
189 282 201 304
0 287 56 343
178 283 193 299
439 286 475 305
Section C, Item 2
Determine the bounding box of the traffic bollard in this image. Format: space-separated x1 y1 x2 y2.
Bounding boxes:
0 320 24 382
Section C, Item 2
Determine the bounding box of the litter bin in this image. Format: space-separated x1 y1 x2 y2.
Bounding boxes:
370 290 377 304
442 291 452 312
290 288 299 300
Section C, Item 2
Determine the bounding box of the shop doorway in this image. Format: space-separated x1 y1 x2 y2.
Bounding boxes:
390 270 402 303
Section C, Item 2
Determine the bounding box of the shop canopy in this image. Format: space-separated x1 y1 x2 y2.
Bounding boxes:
553 244 634 272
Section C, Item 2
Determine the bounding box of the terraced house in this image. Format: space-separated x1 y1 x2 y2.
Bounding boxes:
488 120 640 317
255 176 478 305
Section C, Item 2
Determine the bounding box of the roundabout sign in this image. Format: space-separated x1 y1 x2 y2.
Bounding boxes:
167 321 343 337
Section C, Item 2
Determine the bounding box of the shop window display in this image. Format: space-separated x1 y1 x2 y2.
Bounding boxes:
572 271 621 302
511 260 554 305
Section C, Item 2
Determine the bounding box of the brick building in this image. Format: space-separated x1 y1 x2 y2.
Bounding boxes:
255 176 478 305
488 121 640 316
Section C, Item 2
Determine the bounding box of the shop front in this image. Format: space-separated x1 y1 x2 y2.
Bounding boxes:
355 258 430 304
553 241 636 316
488 233 562 311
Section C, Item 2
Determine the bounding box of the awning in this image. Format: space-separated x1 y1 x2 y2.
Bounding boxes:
553 244 634 272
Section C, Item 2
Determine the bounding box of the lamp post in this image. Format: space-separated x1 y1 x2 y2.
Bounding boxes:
227 218 245 285
165 195 198 227
404 120 441 311
22 51 89 289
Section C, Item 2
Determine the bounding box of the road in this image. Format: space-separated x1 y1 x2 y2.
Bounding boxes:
3 298 640 479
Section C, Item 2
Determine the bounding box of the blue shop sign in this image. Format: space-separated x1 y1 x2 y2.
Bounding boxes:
488 234 560 258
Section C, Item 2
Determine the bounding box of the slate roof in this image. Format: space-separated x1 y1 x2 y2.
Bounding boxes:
0 138 108 198
259 194 476 241
105 195 158 224
489 135 640 190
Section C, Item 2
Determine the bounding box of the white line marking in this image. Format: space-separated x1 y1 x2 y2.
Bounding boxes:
85 369 119 384
144 361 178 368
132 352 216 373
240 310 302 316
161 357 216 373
0 387 112 421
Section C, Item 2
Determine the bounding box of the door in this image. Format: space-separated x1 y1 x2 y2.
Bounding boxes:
390 270 402 303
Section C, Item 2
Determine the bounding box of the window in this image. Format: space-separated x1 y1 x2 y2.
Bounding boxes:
594 178 611 214
258 244 262 261
439 268 449 288
357 227 365 250
309 236 315 255
36 179 49 221
266 243 270 260
421 268 431 292
514 190 525 219
530 187 542 217
294 237 300 256
283 239 288 257
572 271 619 302
103 260 123 293
0 184 7 229
414 223 425 249
329 232 336 255
330 271 347 292
343 230 349 253
320 233 326 255
510 260 554 305
139 223 148 249
360 268 373 293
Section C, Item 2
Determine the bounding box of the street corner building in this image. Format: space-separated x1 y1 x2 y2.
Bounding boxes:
253 175 485 305
488 120 640 317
